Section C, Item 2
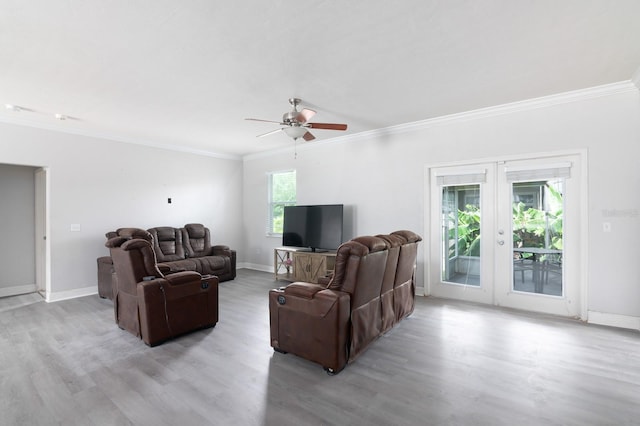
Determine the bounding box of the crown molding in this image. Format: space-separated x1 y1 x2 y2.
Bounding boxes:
2 80 635 163
244 80 638 162
0 115 242 161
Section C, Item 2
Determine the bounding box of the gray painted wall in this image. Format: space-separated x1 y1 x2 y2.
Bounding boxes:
0 125 244 301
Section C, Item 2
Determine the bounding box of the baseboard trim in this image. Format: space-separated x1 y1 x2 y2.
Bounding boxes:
0 284 37 298
588 310 640 331
47 286 97 303
239 263 273 274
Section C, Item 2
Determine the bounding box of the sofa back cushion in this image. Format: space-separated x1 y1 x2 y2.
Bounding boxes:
375 233 404 332
391 230 422 289
116 227 153 242
182 223 213 257
390 230 422 321
148 226 186 262
147 227 185 262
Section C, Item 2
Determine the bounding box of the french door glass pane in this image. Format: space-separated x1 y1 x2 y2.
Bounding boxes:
441 185 481 286
512 180 564 296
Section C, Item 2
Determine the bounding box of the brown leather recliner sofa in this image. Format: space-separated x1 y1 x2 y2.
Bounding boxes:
269 230 422 374
97 223 236 299
148 224 236 281
106 233 218 346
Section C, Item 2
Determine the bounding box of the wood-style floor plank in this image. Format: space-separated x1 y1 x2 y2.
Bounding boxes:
1 269 639 425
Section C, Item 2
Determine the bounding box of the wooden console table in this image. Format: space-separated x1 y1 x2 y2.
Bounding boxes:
274 247 337 283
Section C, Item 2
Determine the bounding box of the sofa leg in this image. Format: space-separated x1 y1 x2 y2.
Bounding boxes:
324 367 338 376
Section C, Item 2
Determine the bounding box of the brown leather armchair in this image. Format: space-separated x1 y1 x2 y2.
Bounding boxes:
106 236 218 346
269 236 389 374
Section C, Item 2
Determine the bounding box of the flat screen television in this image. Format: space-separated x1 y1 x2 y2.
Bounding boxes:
283 204 344 251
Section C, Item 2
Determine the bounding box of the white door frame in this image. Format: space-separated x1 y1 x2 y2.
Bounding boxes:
35 167 51 300
424 150 588 320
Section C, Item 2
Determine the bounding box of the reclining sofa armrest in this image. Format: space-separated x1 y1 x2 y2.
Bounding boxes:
283 282 326 299
163 271 202 286
212 245 232 257
157 263 171 275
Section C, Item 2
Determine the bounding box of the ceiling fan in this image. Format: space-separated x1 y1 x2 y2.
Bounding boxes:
246 98 347 141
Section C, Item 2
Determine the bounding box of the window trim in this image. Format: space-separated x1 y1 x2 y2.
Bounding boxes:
267 169 296 237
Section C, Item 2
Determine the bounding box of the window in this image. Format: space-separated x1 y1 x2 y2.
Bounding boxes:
267 170 296 235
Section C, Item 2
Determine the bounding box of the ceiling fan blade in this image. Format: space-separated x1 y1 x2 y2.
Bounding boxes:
246 118 282 124
256 129 283 138
307 122 348 131
303 131 315 142
296 108 316 123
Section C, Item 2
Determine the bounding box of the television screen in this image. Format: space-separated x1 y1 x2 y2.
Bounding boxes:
283 204 343 251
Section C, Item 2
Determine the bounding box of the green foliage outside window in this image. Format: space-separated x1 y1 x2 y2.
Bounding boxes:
513 183 563 252
448 183 563 259
448 206 481 258
269 170 296 234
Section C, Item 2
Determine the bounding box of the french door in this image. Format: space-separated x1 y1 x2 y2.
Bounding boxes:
427 153 584 318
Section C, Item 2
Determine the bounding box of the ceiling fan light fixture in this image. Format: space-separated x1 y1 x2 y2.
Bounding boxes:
283 126 308 139
248 98 347 142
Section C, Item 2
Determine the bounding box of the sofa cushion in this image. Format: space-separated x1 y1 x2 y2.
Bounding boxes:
158 259 200 274
182 223 213 258
196 255 229 276
148 227 186 262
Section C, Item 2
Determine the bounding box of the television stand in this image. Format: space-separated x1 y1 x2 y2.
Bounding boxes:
274 247 336 284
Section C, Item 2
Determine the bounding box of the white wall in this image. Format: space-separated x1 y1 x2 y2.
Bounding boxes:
243 84 640 324
0 163 36 294
1 83 638 326
0 123 244 301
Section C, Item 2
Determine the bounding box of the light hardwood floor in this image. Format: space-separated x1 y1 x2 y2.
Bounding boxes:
1 269 639 425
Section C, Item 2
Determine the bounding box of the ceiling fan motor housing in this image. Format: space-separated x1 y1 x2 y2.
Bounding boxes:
282 110 299 124
283 98 302 124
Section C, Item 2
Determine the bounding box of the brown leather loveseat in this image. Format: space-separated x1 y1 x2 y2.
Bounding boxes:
97 223 236 299
269 230 421 374
106 233 218 346
148 223 236 281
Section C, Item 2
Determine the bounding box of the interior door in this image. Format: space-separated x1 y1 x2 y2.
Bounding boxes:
427 154 584 318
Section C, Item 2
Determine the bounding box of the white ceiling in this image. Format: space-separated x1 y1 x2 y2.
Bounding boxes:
1 0 639 158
